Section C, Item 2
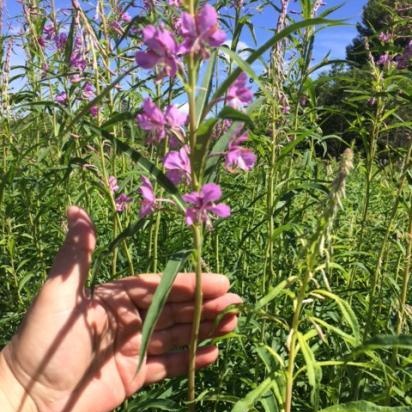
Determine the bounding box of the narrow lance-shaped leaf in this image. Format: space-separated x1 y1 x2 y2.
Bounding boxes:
195 51 217 127
231 377 273 412
137 250 191 371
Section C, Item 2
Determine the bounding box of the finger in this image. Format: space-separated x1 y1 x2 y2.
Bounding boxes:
143 293 242 330
95 285 142 357
148 314 238 355
117 273 230 309
44 206 96 303
144 346 218 385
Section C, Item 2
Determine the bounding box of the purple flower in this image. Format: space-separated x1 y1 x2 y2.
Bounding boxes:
182 183 230 228
55 91 68 105
178 4 226 58
115 193 132 212
378 32 392 43
43 23 55 41
168 0 181 5
139 176 156 217
396 40 412 69
108 176 119 193
70 51 87 71
163 145 191 185
225 132 256 172
121 12 132 23
82 82 95 99
165 105 187 130
55 32 68 50
89 105 99 117
377 52 391 66
226 72 253 109
136 99 187 145
135 25 180 78
69 74 83 83
136 98 166 143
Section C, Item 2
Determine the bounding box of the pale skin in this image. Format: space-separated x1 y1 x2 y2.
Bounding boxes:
0 206 241 412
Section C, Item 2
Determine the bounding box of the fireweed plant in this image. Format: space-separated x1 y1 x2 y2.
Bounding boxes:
133 2 256 408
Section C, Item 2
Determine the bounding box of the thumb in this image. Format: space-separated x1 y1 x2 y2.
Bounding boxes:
45 206 96 304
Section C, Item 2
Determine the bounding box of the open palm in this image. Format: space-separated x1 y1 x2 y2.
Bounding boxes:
0 207 240 412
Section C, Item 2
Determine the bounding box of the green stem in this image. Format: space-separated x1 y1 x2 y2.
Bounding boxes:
188 224 203 412
98 143 134 276
363 142 412 340
284 255 314 412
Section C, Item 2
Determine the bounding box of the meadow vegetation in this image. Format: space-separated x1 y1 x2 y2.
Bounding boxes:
0 0 411 410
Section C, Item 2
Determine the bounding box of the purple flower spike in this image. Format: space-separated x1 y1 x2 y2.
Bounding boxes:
108 176 119 193
55 91 68 105
82 82 95 99
135 25 180 78
225 132 256 172
55 32 68 50
163 145 191 185
139 176 156 218
43 23 55 41
178 4 226 58
70 51 87 71
182 183 230 228
226 72 253 109
115 193 132 212
136 98 167 144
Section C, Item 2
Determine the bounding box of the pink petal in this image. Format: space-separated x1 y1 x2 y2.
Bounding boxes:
201 183 222 203
135 51 159 68
209 203 231 218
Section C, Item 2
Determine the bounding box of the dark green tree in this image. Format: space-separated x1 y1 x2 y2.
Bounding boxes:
346 0 412 66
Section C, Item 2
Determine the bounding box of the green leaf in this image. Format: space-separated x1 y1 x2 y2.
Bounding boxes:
231 377 273 412
218 106 254 129
129 399 179 411
137 250 191 371
313 289 361 346
350 335 412 359
256 277 297 310
320 401 411 412
101 112 136 129
196 51 217 127
296 332 322 404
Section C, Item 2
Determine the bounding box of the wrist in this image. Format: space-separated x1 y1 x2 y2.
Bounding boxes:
0 346 38 412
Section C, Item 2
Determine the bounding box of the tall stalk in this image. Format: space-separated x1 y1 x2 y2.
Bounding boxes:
363 142 412 340
284 149 353 411
264 0 289 290
186 1 202 408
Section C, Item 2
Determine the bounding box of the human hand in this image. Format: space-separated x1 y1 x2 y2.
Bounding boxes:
0 207 241 412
